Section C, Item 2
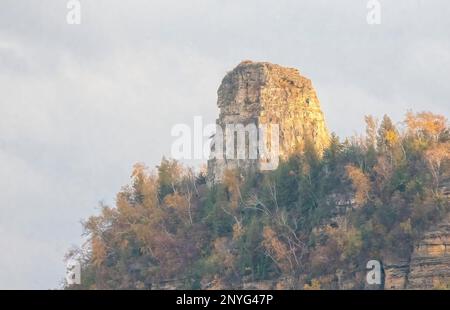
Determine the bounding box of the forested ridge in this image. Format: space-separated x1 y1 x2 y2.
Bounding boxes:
65 111 450 289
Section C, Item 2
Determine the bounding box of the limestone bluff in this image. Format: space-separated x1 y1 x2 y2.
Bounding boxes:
207 60 330 185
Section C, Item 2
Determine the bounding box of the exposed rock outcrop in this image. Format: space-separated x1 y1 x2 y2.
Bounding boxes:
207 61 329 184
383 261 410 290
383 218 450 290
407 216 450 289
384 180 450 290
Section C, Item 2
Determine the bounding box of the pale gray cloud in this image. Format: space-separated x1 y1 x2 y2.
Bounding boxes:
0 0 449 288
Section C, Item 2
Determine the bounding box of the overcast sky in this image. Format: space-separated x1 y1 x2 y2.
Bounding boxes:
0 0 449 289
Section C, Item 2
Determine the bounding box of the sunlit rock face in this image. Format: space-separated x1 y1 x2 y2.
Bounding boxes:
207 61 330 184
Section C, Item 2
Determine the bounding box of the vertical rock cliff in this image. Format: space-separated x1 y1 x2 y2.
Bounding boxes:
207 61 329 184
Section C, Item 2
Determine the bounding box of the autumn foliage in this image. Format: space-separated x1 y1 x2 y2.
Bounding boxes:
66 112 449 289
